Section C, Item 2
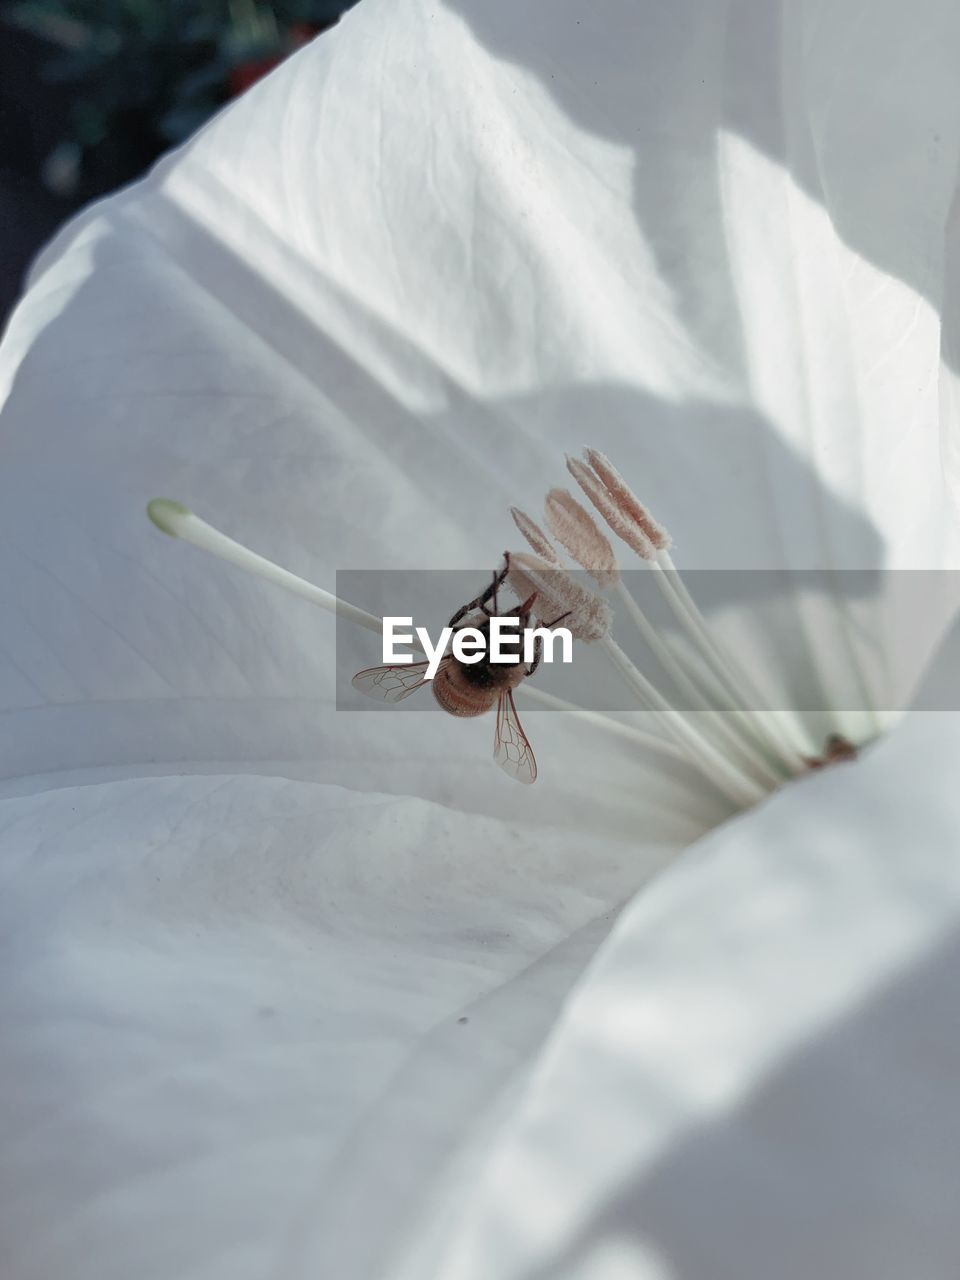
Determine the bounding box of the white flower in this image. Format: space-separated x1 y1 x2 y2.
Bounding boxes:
2 3 960 1279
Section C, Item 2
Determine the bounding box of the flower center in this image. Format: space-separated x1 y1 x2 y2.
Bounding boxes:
147 446 861 808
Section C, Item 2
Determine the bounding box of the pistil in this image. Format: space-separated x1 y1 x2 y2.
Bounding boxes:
146 499 686 766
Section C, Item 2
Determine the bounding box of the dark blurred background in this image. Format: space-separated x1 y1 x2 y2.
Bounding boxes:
0 0 358 327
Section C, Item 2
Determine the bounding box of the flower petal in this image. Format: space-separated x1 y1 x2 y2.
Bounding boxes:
0 770 665 1278
407 710 960 1279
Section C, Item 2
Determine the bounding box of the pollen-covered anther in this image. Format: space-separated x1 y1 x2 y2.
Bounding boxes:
584 448 671 552
544 488 619 587
505 551 611 643
566 456 655 561
566 449 672 562
510 506 562 566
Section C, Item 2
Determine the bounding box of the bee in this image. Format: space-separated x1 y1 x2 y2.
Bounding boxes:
352 558 565 784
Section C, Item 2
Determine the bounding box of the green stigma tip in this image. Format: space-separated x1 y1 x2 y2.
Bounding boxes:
147 498 191 536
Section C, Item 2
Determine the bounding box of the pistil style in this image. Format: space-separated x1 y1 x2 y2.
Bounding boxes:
145 500 684 767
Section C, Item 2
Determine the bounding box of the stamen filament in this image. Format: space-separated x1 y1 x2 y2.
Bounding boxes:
615 580 786 787
600 635 766 807
518 685 684 761
652 553 812 765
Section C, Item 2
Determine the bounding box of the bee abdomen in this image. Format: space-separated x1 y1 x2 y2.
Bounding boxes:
432 667 496 717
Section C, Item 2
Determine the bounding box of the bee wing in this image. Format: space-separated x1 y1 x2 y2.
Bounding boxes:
494 689 538 784
352 660 438 704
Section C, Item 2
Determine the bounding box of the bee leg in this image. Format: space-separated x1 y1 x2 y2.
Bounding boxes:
489 558 510 611
482 560 513 617
526 633 543 677
488 563 505 615
448 560 511 628
478 567 500 619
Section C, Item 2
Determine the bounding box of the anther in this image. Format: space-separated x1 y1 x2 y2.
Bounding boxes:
583 448 672 552
510 507 562 565
505 552 611 642
544 488 619 587
566 456 660 562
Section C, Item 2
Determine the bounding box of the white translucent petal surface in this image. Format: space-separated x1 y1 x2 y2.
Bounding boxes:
2 0 960 786
0 771 668 1280
2 2 960 1277
406 712 960 1280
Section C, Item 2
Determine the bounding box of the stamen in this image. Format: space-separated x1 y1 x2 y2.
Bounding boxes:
650 556 811 765
613 579 786 788
510 507 562 565
518 449 845 789
505 551 612 642
505 542 770 801
544 488 618 587
600 635 766 807
520 685 685 762
563 450 811 770
566 455 660 562
583 448 672 551
516 483 769 783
